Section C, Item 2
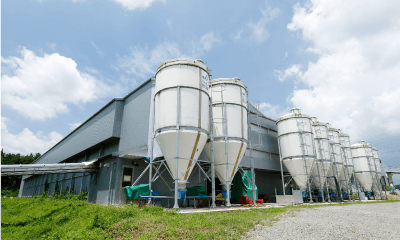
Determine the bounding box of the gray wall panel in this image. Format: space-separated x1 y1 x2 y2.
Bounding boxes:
243 104 282 172
113 101 125 137
35 101 120 164
118 81 152 152
103 140 120 156
74 176 83 195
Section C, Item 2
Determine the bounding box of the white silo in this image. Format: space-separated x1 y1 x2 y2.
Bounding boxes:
365 143 377 185
371 147 382 191
204 78 248 207
371 147 381 179
277 108 316 194
327 125 344 192
154 58 210 208
351 141 374 192
339 132 354 194
310 117 332 199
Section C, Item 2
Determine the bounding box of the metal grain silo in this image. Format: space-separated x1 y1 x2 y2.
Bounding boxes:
371 147 383 193
365 143 377 183
310 117 332 199
371 147 381 181
339 132 354 194
154 58 210 207
204 78 248 207
277 108 316 192
327 125 344 191
351 141 374 192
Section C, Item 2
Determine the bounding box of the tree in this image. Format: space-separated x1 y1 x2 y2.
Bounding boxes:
1 149 41 197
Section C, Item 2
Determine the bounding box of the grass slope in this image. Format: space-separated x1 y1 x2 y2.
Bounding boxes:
1 196 286 239
2 197 399 240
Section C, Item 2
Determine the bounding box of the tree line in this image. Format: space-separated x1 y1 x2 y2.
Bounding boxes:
1 149 41 197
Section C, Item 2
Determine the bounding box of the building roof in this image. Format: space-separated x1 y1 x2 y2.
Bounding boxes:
32 78 153 165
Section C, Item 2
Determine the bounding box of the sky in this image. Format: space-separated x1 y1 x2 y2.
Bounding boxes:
1 0 400 183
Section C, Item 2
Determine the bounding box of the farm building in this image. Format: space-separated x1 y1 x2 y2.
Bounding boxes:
18 75 284 206
15 58 391 207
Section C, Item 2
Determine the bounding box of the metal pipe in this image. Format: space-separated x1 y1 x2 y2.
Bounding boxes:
148 86 156 206
133 164 150 186
278 137 286 195
173 87 181 209
221 87 231 207
250 142 257 206
209 88 216 208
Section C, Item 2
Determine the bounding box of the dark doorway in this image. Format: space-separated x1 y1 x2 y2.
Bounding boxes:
122 167 133 188
207 177 223 195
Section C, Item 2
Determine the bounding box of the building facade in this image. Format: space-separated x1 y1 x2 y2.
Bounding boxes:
19 78 286 205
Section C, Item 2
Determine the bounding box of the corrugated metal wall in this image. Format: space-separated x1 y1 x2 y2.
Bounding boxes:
33 100 123 165
240 104 283 172
118 80 153 153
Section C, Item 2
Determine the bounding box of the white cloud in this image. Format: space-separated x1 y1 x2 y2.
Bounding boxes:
285 0 400 141
116 32 221 79
258 102 287 120
1 47 112 120
68 122 82 130
274 64 302 81
244 2 280 44
194 32 222 55
1 117 63 155
113 0 162 11
91 41 104 56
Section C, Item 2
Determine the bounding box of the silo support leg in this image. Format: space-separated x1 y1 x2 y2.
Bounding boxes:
226 182 231 207
173 179 179 209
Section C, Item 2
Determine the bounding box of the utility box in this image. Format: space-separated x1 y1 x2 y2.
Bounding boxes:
276 195 294 204
293 190 303 204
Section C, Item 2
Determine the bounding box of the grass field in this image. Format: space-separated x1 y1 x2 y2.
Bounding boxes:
1 195 399 239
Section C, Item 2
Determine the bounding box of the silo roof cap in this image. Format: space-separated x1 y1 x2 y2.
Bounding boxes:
327 126 340 132
339 132 349 137
351 140 368 149
156 58 208 74
210 78 246 88
310 117 328 127
276 108 312 122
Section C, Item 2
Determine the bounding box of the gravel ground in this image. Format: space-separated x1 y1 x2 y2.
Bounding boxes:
246 202 400 240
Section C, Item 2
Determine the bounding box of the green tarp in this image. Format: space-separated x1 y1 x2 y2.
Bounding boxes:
124 184 150 200
187 186 206 196
232 171 258 202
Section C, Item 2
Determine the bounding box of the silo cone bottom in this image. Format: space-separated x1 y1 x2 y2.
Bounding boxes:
155 130 208 208
282 157 315 191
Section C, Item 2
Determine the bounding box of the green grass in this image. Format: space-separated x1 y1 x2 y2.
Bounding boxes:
2 196 399 240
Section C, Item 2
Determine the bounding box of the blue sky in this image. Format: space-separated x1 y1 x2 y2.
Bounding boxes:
2 0 400 183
